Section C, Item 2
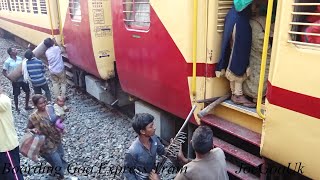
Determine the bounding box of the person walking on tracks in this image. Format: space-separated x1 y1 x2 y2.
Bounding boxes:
24 50 52 102
2 47 32 112
0 86 24 180
43 38 67 100
27 94 67 179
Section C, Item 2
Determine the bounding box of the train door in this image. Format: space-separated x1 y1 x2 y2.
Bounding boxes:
261 0 320 179
203 0 271 134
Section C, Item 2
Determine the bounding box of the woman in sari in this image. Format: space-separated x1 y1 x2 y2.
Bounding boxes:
26 94 67 179
216 0 255 107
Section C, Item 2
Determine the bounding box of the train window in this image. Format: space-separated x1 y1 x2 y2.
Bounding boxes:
39 0 46 14
3 0 7 10
20 0 24 12
7 0 11 11
32 0 37 13
217 0 233 33
289 1 320 47
10 0 15 11
15 0 19 11
69 0 81 22
25 0 30 13
123 0 150 30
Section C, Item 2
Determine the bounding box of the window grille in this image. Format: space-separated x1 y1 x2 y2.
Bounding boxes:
0 1 2 10
15 0 19 11
1 0 5 10
25 0 30 12
32 0 37 13
10 0 15 11
7 0 11 11
217 0 233 33
69 0 81 22
4 0 8 10
20 0 24 12
289 1 320 47
39 0 46 14
123 0 150 30
3 0 7 10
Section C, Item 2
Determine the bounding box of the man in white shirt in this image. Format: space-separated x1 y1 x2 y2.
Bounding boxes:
0 86 24 180
2 47 32 112
44 38 67 99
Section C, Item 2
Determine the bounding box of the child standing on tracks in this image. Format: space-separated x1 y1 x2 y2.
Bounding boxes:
43 38 67 100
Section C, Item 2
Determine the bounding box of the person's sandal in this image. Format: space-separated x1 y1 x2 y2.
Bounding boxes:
231 95 256 108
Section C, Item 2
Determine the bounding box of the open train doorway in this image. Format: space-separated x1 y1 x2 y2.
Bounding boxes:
213 0 279 118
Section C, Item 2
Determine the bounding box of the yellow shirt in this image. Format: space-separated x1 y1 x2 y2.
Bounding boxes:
0 94 19 152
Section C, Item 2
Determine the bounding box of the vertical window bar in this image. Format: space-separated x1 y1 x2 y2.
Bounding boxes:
20 0 24 12
25 0 30 12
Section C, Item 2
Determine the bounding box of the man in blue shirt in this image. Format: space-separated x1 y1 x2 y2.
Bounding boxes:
24 50 52 102
2 47 32 112
123 113 187 180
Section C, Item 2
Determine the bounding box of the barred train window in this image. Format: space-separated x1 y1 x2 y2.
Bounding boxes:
1 0 4 10
69 0 81 22
123 0 150 30
11 0 15 11
15 0 19 11
289 1 320 47
4 0 8 10
39 0 46 14
217 0 233 33
5 0 9 10
7 0 11 11
32 0 37 13
25 0 30 13
20 0 24 12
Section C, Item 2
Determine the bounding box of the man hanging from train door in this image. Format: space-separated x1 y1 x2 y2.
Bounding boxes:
215 0 256 108
242 0 277 102
2 47 32 112
43 38 67 100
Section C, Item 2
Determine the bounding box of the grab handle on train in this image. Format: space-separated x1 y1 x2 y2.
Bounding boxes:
257 0 275 119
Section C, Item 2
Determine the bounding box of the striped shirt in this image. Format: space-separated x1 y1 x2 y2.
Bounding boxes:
26 57 47 87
